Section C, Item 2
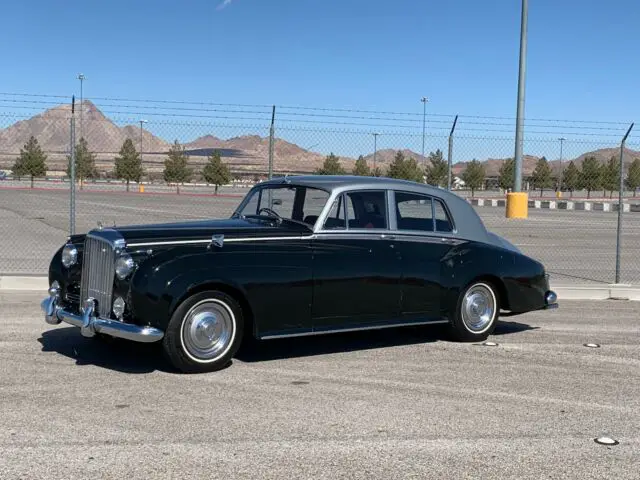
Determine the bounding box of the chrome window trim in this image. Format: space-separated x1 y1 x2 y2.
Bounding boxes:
317 188 391 232
391 189 458 235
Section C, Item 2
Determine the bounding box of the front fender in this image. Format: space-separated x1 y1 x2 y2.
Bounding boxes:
129 246 252 331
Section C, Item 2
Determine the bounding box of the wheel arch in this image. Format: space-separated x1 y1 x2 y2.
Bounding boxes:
465 274 510 311
170 281 256 340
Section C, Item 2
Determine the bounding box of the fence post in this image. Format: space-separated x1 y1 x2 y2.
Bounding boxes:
69 96 76 235
615 122 634 284
447 115 458 190
268 105 276 180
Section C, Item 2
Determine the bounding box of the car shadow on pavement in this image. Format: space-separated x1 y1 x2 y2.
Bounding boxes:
493 320 539 335
37 319 537 373
37 327 175 374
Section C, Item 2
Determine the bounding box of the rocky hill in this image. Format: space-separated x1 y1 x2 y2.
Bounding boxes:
1 101 638 178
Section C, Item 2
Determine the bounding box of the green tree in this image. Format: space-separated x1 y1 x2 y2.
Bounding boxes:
601 155 620 198
352 155 370 176
114 138 144 191
387 150 423 182
67 137 97 189
202 150 231 194
315 153 346 175
372 166 384 177
626 158 640 197
530 156 553 196
12 136 47 188
498 158 515 191
579 156 602 199
425 149 448 187
461 159 485 197
562 161 580 197
163 140 192 184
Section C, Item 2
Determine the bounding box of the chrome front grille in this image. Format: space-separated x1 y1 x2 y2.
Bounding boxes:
80 234 117 319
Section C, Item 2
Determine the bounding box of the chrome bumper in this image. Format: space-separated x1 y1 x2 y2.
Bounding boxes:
543 290 558 310
41 292 164 343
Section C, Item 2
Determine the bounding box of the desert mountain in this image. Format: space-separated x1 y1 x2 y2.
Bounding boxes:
361 149 427 167
1 101 638 177
0 101 170 155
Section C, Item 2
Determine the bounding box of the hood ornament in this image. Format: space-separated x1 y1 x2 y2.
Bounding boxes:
210 234 224 248
97 221 103 230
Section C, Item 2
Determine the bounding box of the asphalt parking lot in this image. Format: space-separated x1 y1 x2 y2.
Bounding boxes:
1 292 638 479
2 187 640 284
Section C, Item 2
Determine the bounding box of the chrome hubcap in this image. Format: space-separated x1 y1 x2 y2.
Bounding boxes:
181 300 234 361
461 284 495 333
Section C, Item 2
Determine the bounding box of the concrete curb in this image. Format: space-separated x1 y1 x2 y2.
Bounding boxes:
466 198 640 213
2 275 640 301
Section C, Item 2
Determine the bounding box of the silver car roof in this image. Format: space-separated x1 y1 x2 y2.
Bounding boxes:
258 175 494 245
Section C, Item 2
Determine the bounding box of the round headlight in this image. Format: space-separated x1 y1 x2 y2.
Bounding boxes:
115 253 135 280
61 244 78 268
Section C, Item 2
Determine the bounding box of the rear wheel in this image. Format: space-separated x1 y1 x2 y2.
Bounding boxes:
448 281 499 342
162 290 244 373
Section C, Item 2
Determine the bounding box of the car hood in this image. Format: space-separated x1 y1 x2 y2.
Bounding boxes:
75 217 310 245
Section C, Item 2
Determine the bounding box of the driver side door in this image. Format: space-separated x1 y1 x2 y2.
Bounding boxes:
311 189 403 332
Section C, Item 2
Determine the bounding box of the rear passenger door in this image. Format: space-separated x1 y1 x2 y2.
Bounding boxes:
392 190 458 321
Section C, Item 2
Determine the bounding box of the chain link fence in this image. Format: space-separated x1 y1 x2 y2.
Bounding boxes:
1 101 639 286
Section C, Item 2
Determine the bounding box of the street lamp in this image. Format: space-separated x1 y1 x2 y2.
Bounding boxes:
558 137 565 193
77 74 85 140
420 97 428 163
372 132 379 173
139 119 148 158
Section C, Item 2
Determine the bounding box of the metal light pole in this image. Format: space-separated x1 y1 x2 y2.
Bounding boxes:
420 97 428 164
513 0 528 192
615 122 634 284
372 132 379 173
139 119 147 157
558 137 565 192
77 74 85 140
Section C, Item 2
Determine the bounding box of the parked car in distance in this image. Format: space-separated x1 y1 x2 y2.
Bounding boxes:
41 175 558 373
0 171 7 180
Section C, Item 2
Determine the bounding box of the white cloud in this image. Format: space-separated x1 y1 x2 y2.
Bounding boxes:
216 0 234 10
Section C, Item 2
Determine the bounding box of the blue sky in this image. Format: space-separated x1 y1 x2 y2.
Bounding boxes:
1 0 639 160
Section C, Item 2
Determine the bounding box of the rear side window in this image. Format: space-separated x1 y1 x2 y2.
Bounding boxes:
434 199 454 232
395 192 433 232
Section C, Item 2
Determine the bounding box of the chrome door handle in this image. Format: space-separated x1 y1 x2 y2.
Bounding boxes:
380 234 396 240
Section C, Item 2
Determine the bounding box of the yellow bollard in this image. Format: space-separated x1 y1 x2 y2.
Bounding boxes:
139 184 145 193
556 191 562 199
506 192 528 218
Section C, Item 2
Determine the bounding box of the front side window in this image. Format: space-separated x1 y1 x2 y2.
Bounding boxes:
234 185 330 227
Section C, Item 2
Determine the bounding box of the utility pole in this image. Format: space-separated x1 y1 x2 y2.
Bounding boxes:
77 74 85 140
558 137 565 192
420 97 428 164
373 132 379 173
513 0 528 193
139 119 147 158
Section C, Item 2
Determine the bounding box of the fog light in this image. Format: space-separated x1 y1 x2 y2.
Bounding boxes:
48 280 60 298
112 297 126 320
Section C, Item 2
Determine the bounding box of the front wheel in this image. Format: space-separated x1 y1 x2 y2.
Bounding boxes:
448 281 499 342
162 290 244 373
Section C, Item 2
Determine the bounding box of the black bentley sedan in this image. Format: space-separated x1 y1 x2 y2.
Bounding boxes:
42 175 557 373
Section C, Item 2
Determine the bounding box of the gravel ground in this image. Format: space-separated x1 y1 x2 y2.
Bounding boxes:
0 293 638 479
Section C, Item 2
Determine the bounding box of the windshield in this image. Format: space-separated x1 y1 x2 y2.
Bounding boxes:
233 184 331 228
